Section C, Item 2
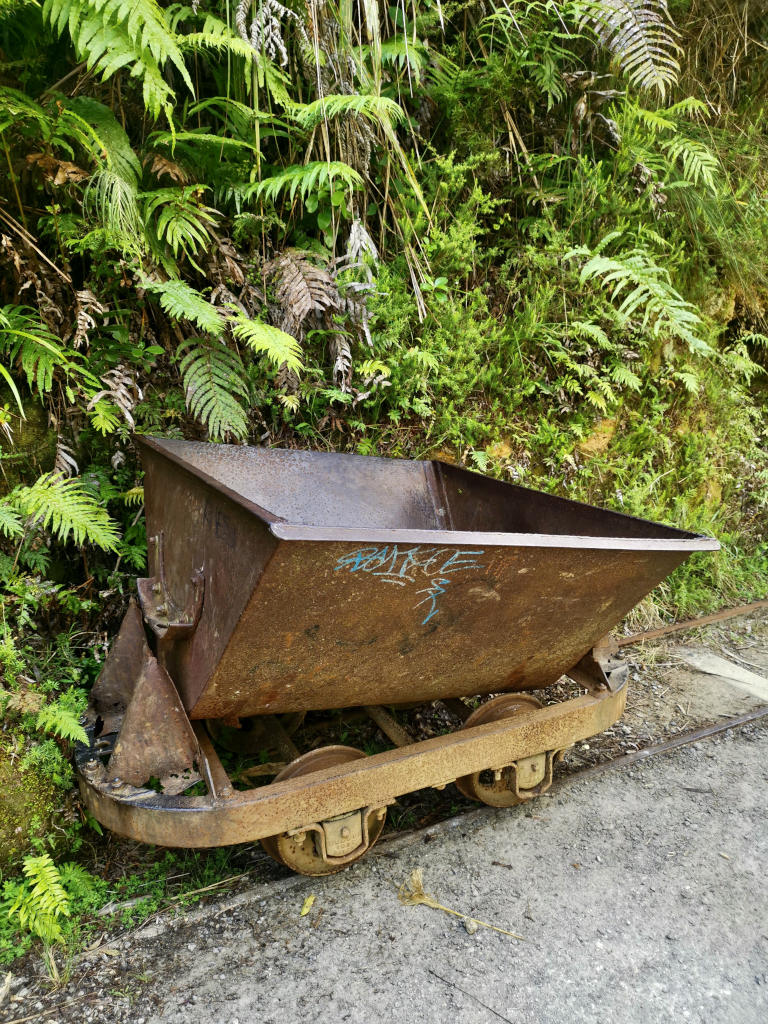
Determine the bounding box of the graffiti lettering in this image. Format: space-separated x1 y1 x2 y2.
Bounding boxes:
334 545 485 625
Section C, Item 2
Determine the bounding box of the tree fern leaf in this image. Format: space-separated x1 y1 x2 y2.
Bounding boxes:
229 313 303 373
250 162 364 205
287 94 406 131
177 336 249 440
141 278 225 335
10 474 120 550
659 135 720 192
566 241 709 353
43 0 193 118
610 362 643 390
0 499 23 538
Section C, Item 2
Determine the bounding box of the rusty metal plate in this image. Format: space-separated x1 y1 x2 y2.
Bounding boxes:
106 650 201 795
136 438 718 718
87 599 148 733
193 539 686 717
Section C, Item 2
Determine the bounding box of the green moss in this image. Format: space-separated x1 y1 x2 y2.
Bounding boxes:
0 744 59 871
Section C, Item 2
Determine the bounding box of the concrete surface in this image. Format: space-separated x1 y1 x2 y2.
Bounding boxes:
119 721 768 1024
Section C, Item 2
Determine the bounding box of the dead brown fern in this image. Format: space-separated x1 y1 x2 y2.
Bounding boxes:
266 249 339 337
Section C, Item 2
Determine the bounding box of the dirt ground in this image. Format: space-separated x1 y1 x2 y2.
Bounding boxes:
3 609 768 1024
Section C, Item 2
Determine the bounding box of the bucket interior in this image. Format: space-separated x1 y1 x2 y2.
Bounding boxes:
149 440 702 542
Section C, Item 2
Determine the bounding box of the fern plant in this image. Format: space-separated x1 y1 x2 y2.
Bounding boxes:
142 186 219 270
141 278 226 335
3 474 120 550
0 305 99 411
229 313 304 373
42 0 193 119
575 0 681 98
35 688 88 745
566 234 710 354
287 94 407 130
7 854 70 945
250 162 364 205
177 336 250 441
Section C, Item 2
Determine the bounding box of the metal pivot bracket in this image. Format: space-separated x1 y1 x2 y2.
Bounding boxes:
568 640 628 694
137 532 205 640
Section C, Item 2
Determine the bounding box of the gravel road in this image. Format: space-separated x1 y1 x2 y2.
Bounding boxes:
69 720 768 1024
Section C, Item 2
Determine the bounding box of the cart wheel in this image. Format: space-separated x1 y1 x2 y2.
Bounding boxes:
260 746 387 876
455 694 547 807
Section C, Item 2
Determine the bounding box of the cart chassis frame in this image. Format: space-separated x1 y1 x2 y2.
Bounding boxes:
76 649 627 849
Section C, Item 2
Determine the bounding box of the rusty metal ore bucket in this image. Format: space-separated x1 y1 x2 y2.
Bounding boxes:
77 438 718 873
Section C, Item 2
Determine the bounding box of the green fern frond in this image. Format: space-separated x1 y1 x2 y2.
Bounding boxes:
83 168 143 252
142 186 219 268
120 486 145 506
577 0 681 99
377 35 429 82
229 313 303 373
288 94 406 130
0 305 86 400
672 368 700 393
178 336 249 440
566 242 709 353
0 500 23 538
659 135 720 192
64 96 142 184
42 0 193 119
567 320 613 350
0 86 54 136
8 854 70 945
610 362 643 390
150 129 260 154
88 399 122 435
250 162 364 204
185 96 275 139
141 278 225 335
183 21 257 64
36 702 88 744
10 474 120 550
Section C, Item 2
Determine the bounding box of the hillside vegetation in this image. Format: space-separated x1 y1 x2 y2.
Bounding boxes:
0 0 766 957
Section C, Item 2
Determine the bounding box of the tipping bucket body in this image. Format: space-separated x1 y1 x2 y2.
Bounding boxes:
137 437 718 719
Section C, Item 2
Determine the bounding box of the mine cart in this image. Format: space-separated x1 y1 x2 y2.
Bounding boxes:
76 438 718 875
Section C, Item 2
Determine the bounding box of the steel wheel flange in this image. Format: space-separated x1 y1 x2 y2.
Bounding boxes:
260 745 387 876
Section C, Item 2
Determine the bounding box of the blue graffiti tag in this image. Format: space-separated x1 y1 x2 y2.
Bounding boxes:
334 546 485 625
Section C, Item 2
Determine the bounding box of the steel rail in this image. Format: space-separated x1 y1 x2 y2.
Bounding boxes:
617 599 768 647
557 704 768 786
